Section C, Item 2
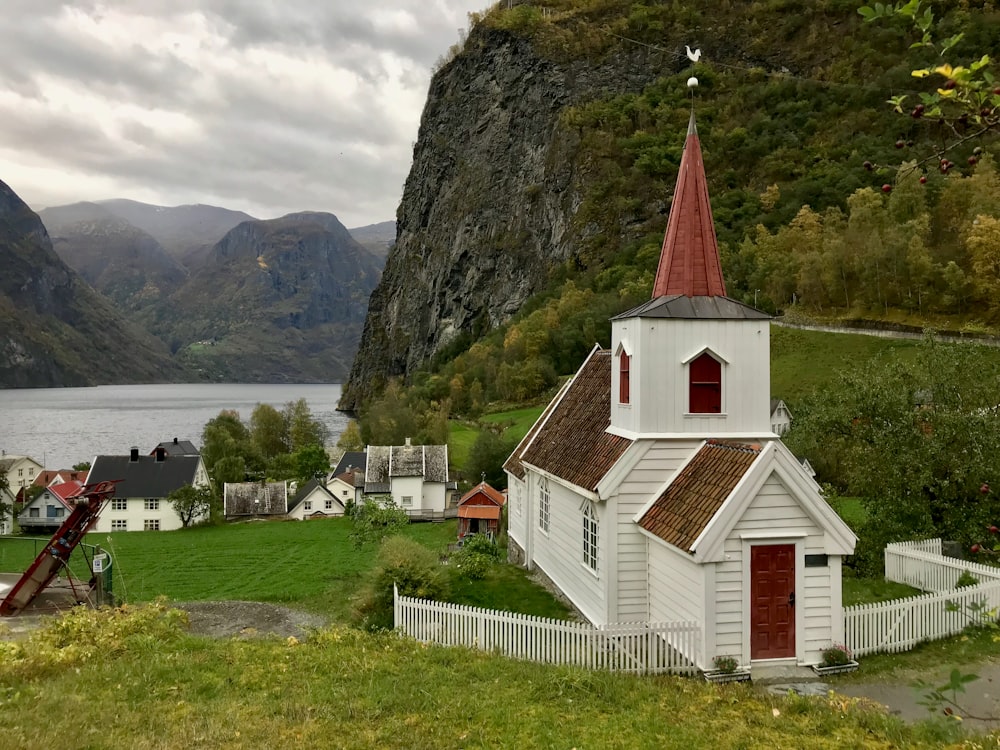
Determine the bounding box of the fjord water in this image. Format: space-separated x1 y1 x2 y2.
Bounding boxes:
0 383 349 470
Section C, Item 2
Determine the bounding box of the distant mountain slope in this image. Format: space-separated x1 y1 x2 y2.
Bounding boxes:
348 221 395 262
145 211 383 383
39 202 187 311
0 180 191 387
98 199 256 267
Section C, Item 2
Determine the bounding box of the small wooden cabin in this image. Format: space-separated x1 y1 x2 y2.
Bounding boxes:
457 482 505 539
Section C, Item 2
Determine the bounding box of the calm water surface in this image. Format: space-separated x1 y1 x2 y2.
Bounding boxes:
0 383 348 470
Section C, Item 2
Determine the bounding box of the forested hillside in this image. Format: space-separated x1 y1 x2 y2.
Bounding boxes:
343 0 1000 425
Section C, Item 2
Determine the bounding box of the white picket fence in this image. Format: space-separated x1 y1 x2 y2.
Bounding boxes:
844 539 1000 657
393 587 700 675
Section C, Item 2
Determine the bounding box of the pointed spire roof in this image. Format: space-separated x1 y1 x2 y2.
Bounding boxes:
651 111 726 298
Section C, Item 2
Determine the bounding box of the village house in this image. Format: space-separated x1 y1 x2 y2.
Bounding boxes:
457 482 506 540
363 439 453 518
288 479 346 520
327 470 363 508
18 480 85 535
86 446 211 531
0 454 43 504
504 111 856 671
770 399 792 436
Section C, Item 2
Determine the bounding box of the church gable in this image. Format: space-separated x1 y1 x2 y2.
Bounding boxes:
637 440 761 551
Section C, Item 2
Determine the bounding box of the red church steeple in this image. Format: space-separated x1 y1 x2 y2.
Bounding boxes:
651 110 727 298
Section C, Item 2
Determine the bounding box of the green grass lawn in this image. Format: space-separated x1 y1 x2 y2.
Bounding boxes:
1 519 568 623
447 420 480 468
830 496 867 531
480 405 546 443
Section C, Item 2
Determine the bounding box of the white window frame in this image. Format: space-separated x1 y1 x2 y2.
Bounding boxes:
304 501 312 511
144 498 159 511
112 498 127 511
538 477 550 534
582 502 598 571
401 495 413 507
144 519 161 531
111 520 127 531
325 499 334 510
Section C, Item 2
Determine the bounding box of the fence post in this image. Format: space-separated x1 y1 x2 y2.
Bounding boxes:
393 583 399 631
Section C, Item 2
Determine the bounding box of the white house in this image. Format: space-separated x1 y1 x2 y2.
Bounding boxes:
86 446 211 531
327 470 363 508
288 479 346 520
18 480 85 534
0 454 43 501
0 483 15 535
504 112 856 671
363 439 451 516
770 399 792 436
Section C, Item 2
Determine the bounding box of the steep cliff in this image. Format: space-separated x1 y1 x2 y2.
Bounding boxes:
0 180 190 387
340 24 681 410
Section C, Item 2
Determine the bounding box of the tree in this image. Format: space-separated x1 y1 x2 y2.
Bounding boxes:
250 403 288 460
72 461 91 472
785 335 1000 575
336 420 365 452
166 484 215 528
294 444 330 486
465 429 517 490
284 398 329 452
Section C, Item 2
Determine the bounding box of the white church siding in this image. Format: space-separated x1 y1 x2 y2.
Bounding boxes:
506 475 529 563
610 441 700 622
528 471 606 624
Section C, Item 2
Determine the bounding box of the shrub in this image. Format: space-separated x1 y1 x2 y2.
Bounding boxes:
353 536 449 632
712 654 739 673
452 534 503 581
349 498 409 548
820 643 853 667
956 569 980 589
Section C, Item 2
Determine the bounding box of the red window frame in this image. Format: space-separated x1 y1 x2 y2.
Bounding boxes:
619 351 630 404
689 353 722 413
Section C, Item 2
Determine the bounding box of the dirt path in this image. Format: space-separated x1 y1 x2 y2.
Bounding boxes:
835 660 1000 731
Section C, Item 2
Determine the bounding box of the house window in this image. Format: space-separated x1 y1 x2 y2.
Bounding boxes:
342 490 348 496
46 505 64 518
144 519 160 531
29 508 39 518
582 503 598 571
111 498 127 511
325 499 334 510
111 520 127 531
304 501 312 511
18 469 22 477
401 495 413 506
144 498 159 511
689 352 722 414
619 351 630 404
538 477 550 533
28 467 34 477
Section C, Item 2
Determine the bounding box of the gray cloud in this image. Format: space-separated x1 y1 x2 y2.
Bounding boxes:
0 0 488 226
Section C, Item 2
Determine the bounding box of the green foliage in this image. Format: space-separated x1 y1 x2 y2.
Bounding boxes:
293 443 330 486
464 429 517 488
451 533 503 581
284 397 329 451
165 484 215 528
336 419 364 452
250 403 288 459
786 335 1000 575
353 536 450 631
361 381 449 446
72 461 91 471
955 569 980 589
819 643 853 668
712 654 739 673
349 498 410 549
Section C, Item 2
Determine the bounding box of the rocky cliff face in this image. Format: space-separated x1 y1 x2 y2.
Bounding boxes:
0 180 189 387
340 25 680 411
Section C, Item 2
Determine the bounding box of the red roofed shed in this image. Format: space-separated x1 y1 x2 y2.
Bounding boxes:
457 482 505 539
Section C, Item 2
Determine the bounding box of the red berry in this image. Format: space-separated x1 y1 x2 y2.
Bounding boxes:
882 184 892 193
990 525 998 535
944 79 957 90
982 483 991 494
993 87 1000 95
895 139 905 149
919 176 928 184
912 106 925 119
972 544 981 553
970 156 979 165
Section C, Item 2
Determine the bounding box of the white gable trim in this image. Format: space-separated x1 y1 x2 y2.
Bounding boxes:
681 345 729 365
631 440 707 524
614 340 633 357
693 441 857 562
606 428 776 441
521 462 600 502
595 439 650 500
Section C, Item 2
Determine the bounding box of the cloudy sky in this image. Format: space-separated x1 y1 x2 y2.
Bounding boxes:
0 0 488 227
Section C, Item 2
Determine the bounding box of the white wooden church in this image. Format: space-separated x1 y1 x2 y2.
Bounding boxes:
504 111 857 670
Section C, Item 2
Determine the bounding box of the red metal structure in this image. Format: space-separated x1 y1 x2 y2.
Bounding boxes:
0 480 116 617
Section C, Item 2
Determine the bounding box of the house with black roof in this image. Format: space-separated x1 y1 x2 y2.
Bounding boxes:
86 446 210 532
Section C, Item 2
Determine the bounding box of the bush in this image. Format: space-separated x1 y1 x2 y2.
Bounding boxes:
956 569 980 589
820 643 853 668
452 534 503 581
353 537 449 632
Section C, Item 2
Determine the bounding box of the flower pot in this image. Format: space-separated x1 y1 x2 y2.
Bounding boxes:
811 660 859 676
703 668 752 684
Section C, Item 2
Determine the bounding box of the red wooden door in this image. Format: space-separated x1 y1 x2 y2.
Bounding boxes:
750 544 795 659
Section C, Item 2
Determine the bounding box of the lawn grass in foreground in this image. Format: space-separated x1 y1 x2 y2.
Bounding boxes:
0 603 965 750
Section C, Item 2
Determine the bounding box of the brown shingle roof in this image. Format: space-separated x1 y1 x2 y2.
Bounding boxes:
638 440 761 552
508 348 632 492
